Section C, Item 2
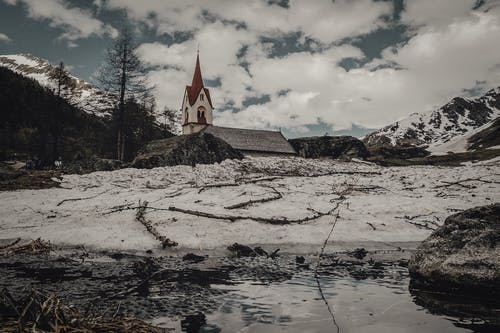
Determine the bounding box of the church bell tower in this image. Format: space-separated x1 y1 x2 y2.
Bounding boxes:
181 52 214 135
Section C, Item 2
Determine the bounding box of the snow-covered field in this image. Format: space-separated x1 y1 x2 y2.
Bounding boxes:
1 156 499 252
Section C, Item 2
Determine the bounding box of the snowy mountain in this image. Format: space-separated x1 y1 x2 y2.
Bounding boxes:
0 54 115 115
364 87 500 152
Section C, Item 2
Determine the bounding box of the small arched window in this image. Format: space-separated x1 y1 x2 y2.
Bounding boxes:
200 94 204 101
197 106 207 124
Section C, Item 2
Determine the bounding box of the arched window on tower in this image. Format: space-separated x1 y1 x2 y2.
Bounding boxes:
197 106 207 124
200 94 204 101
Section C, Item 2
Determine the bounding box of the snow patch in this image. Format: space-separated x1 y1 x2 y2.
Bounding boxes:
1 156 498 252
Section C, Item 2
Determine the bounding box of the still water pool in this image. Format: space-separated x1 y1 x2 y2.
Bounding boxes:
1 250 498 332
151 256 499 333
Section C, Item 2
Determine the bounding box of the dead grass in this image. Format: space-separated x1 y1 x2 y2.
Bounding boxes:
0 289 165 333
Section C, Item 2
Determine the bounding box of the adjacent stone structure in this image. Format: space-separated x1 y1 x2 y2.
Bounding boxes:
132 132 243 169
288 136 369 159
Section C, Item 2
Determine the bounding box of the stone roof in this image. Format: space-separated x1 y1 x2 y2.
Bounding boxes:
202 126 297 154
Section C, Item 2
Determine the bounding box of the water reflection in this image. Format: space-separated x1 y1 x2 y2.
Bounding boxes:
202 267 500 333
410 289 500 333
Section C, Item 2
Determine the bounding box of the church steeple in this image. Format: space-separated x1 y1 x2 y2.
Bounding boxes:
181 51 214 135
191 52 204 90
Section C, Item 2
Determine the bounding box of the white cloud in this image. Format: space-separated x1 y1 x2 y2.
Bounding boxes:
401 0 477 27
0 32 11 42
108 0 500 133
138 22 257 111
97 0 391 44
4 0 117 42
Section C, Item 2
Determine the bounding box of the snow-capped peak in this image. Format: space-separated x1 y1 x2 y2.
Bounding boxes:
364 87 500 148
0 53 115 116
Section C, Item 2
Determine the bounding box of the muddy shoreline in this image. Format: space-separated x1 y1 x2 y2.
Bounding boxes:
1 244 499 332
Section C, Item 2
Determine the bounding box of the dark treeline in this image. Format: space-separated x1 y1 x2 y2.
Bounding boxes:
0 67 169 165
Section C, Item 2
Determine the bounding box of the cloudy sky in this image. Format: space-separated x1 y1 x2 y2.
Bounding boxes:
0 0 499 137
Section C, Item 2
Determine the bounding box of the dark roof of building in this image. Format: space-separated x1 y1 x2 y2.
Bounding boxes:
185 53 213 108
202 126 297 154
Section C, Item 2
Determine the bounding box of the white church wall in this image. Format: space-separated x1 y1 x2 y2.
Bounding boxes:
181 89 213 135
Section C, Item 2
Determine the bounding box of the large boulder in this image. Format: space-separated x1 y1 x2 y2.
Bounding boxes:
288 136 369 159
132 132 243 169
409 204 500 298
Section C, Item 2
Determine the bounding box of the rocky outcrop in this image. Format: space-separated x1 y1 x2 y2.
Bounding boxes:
468 116 500 151
409 204 500 298
288 136 369 159
367 145 430 160
132 132 243 169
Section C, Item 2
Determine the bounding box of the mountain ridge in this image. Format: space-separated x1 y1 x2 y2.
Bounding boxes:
0 53 115 115
363 87 500 153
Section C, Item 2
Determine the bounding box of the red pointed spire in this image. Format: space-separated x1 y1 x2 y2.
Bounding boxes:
191 52 204 90
185 51 213 108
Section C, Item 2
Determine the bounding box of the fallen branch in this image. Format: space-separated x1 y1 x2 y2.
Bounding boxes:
197 182 239 193
135 201 177 248
103 203 135 215
236 176 283 184
224 186 282 210
164 202 341 225
56 189 110 206
402 219 436 231
0 238 21 250
366 222 376 230
436 176 500 189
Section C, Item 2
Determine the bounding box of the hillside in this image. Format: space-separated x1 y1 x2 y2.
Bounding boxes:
0 54 115 115
0 67 164 163
364 87 500 152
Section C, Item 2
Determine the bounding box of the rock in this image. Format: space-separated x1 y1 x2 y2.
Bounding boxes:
227 243 255 257
182 253 206 263
253 246 268 257
295 256 305 264
181 313 206 333
132 132 243 169
0 162 27 181
351 248 368 260
89 157 124 171
288 136 369 159
409 204 500 298
367 145 430 160
227 243 277 258
160 237 178 248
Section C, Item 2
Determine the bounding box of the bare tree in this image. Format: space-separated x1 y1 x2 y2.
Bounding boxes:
162 106 180 135
49 62 75 99
97 28 151 161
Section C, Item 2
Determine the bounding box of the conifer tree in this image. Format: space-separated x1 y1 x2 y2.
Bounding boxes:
48 62 75 160
97 28 151 161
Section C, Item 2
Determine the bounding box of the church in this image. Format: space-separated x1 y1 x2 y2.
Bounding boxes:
181 53 297 156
